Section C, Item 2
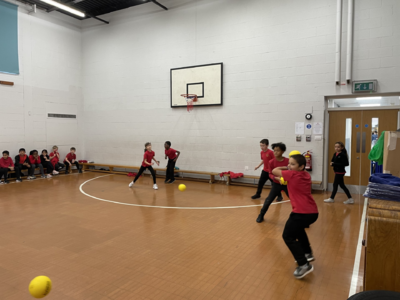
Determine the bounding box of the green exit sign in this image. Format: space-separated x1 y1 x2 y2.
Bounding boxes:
353 80 377 93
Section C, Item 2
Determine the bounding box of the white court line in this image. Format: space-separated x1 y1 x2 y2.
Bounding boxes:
348 197 368 297
79 174 291 210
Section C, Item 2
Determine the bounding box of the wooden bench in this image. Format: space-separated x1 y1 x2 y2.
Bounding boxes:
81 163 219 184
223 173 322 190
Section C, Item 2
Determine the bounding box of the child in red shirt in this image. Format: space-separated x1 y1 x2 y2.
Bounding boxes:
129 142 160 190
0 151 14 184
272 154 319 279
28 150 47 179
252 139 283 201
64 147 82 174
49 146 65 172
256 142 289 223
164 141 180 184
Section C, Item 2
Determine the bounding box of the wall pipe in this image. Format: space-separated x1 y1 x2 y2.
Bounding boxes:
335 0 342 85
346 0 354 84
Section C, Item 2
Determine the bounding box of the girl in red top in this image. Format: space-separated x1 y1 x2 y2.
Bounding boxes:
256 142 289 223
129 142 160 190
49 146 65 173
252 139 283 201
272 154 319 279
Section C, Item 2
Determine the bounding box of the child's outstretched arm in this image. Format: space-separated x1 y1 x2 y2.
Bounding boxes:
272 166 288 177
152 157 160 166
174 150 180 162
255 160 263 170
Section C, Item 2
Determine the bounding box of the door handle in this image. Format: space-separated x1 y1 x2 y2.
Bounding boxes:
356 132 361 153
362 132 366 153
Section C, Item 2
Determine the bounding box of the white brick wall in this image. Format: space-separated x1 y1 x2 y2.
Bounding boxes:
2 0 399 181
79 0 400 181
0 4 83 161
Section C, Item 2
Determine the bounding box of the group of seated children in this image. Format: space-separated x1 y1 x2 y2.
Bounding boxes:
0 146 82 184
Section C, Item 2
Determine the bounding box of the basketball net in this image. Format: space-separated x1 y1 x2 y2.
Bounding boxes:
181 94 197 113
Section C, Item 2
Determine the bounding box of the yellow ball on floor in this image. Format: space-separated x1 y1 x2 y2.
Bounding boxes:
29 276 52 298
178 184 186 192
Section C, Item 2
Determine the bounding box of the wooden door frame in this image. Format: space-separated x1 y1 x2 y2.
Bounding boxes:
323 92 400 191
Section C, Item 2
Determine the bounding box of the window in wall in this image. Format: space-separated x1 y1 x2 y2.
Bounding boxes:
0 0 19 75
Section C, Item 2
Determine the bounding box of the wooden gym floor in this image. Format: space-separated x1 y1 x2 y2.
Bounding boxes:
0 172 365 300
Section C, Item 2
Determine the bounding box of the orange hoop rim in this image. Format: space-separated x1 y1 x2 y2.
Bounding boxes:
180 94 198 102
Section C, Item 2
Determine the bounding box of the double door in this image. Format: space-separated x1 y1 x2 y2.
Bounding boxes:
328 109 398 188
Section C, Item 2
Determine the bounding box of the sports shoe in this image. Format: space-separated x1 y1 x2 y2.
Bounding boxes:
4 180 10 184
251 194 261 200
256 214 264 223
65 171 70 175
295 253 315 263
164 179 169 183
129 181 134 188
27 176 34 180
47 174 52 178
324 198 334 203
344 198 354 204
294 263 314 279
168 179 176 184
0 181 4 185
276 196 283 202
53 170 59 175
16 178 22 183
153 184 158 190
41 175 46 179
32 175 36 179
78 170 83 174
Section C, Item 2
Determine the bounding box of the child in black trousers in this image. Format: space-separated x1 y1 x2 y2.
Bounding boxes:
164 141 180 184
0 151 14 184
256 143 289 223
324 141 354 204
272 154 319 279
129 142 160 190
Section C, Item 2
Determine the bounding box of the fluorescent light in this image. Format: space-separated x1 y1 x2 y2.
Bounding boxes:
40 0 85 17
360 104 381 107
356 97 382 100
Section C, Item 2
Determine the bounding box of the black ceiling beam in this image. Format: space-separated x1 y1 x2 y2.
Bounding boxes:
151 0 167 10
86 13 109 24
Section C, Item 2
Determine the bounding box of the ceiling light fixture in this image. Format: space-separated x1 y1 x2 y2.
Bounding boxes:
40 0 85 17
356 97 382 101
360 104 381 107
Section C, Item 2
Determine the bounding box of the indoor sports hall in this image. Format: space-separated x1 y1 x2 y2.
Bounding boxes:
0 0 400 299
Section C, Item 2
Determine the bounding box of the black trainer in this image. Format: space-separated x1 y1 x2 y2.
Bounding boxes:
256 214 264 223
294 263 313 279
276 196 283 202
168 179 176 184
78 170 83 174
251 194 261 200
4 180 10 184
65 171 69 175
164 179 169 183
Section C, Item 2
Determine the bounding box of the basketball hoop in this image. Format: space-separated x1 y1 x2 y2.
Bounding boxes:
181 94 197 112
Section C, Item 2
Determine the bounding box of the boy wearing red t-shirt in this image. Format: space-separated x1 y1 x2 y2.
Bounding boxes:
64 147 82 174
129 142 160 190
28 150 47 179
164 141 180 184
0 151 14 184
256 142 289 223
272 154 319 279
252 139 283 201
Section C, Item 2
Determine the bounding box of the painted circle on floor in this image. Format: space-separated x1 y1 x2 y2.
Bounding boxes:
79 175 290 210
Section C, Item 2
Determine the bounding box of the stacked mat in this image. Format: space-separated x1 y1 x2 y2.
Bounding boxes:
364 173 400 201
